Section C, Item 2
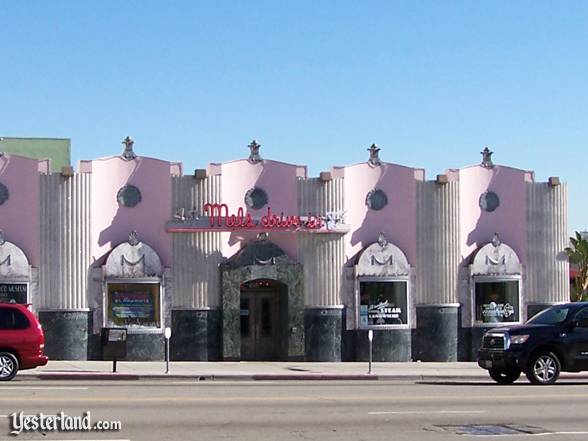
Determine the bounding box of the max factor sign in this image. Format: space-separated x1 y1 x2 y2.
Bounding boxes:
167 204 349 233
0 283 27 304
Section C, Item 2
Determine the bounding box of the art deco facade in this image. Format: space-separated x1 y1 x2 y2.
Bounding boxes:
0 140 569 361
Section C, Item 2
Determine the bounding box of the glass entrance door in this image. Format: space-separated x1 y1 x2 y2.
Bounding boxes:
240 281 282 360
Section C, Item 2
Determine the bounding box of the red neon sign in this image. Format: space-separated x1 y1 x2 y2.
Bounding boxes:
203 204 324 230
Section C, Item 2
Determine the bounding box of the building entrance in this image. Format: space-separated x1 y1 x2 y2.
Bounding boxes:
240 279 284 361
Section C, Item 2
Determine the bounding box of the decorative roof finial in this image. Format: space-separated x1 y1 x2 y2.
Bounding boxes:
377 232 388 248
122 136 137 160
491 232 501 248
256 232 269 242
367 144 381 167
0 230 5 246
128 230 139 246
480 147 494 169
248 140 262 164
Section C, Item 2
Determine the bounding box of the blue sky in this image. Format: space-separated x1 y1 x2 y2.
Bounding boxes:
1 1 586 232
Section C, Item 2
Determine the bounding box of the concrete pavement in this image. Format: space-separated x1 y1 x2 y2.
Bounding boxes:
4 380 588 441
16 360 588 382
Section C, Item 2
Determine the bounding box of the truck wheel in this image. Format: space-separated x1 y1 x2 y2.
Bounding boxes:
489 368 521 384
526 352 560 385
0 352 18 381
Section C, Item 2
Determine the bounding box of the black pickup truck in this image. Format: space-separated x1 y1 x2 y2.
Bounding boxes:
477 302 588 385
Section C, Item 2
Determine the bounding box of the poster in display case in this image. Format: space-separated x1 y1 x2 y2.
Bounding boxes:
107 283 161 328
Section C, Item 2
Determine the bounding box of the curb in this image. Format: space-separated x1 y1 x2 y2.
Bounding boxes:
33 372 381 381
37 372 140 381
251 374 379 381
28 372 480 382
21 371 588 382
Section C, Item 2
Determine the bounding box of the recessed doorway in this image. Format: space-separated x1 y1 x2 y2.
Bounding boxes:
240 279 286 361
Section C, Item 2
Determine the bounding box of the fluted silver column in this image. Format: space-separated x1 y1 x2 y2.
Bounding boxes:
171 175 222 308
39 173 91 310
172 232 223 308
38 173 92 360
297 177 346 361
172 174 222 217
298 177 344 215
414 180 460 361
416 181 460 305
298 233 345 307
170 175 223 360
526 182 569 315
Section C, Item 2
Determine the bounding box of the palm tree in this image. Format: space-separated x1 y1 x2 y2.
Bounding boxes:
565 232 588 301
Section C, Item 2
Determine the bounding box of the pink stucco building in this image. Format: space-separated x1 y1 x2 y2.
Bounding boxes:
0 141 569 361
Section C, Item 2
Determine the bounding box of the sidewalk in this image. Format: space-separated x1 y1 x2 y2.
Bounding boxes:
17 360 588 382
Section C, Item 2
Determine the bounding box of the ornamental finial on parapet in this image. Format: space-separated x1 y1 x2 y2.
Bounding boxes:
377 232 388 248
256 232 269 242
481 147 494 168
128 230 139 246
122 136 137 160
491 232 501 248
248 140 262 164
367 144 381 166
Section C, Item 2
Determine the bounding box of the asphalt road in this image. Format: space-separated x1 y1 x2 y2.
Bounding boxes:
1 378 588 441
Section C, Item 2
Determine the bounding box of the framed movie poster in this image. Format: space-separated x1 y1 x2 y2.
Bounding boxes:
0 283 28 304
359 280 408 328
106 283 161 329
474 279 521 325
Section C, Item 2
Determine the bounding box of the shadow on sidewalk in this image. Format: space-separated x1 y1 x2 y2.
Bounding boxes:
417 380 588 386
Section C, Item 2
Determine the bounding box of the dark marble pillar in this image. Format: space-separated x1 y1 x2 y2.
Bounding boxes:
304 308 342 362
413 305 459 362
124 333 165 361
468 326 494 361
458 326 472 361
342 330 355 362
38 310 90 360
353 329 411 361
170 309 221 361
527 303 555 320
87 333 103 361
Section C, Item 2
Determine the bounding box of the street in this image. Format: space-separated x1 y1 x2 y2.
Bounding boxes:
1 379 588 441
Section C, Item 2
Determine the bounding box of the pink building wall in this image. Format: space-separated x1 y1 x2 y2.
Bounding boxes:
0 148 549 286
457 165 533 265
85 156 174 267
218 159 305 259
341 162 421 265
0 154 41 266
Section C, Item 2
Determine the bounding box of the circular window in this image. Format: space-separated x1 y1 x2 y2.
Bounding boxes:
0 183 8 206
244 187 268 210
117 185 142 208
366 189 388 211
479 191 500 212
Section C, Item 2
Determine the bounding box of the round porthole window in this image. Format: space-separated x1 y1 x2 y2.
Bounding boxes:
244 187 268 210
0 183 8 206
479 191 500 212
117 185 142 208
366 189 388 211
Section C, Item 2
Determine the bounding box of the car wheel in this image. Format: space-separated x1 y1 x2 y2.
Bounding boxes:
489 368 521 384
526 352 560 385
0 352 19 381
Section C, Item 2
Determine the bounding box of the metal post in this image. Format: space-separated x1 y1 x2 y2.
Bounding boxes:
113 359 117 373
368 329 374 375
165 338 170 374
164 327 172 374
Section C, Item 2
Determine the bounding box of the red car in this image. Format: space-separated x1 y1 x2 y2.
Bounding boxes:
0 303 48 381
